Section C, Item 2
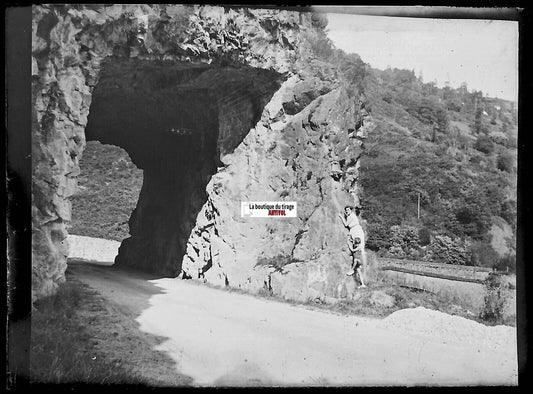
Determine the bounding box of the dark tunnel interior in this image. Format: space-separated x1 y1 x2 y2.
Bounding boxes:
83 58 283 275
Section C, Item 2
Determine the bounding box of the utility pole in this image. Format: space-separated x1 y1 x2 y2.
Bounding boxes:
417 193 421 221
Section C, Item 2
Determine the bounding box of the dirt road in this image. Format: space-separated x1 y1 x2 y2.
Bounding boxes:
68 261 518 387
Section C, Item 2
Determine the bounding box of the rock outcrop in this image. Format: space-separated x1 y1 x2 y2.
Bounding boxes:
31 5 373 302
181 75 368 301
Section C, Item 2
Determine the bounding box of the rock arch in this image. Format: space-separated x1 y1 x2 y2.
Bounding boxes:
86 58 282 275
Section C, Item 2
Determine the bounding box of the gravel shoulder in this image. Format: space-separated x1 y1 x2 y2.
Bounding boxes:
68 261 518 387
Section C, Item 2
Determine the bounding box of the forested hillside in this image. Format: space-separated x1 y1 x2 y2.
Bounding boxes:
359 67 517 270
300 20 517 270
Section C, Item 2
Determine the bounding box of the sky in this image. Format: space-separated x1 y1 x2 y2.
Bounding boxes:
325 12 518 102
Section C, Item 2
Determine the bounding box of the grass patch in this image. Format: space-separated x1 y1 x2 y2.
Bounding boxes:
329 284 481 323
30 275 150 386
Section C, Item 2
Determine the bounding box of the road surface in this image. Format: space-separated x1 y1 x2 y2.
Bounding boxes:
68 261 518 387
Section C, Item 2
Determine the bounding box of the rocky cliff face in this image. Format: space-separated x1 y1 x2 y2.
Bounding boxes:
181 76 369 301
32 4 373 302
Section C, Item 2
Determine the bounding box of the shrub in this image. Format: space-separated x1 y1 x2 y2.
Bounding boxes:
427 234 471 265
303 31 334 60
388 225 419 257
387 245 406 258
469 154 482 165
418 227 431 246
255 254 293 271
469 241 499 268
490 132 508 146
365 223 392 252
474 135 494 154
479 273 508 324
310 12 328 30
455 206 476 225
506 136 517 149
492 253 516 273
382 91 393 104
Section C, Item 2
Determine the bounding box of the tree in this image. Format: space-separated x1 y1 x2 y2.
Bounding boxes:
474 107 483 134
455 206 486 238
336 53 366 93
501 121 509 135
422 81 438 97
392 68 417 87
459 82 468 94
497 152 514 172
304 30 334 60
406 98 449 136
500 200 516 227
446 98 462 112
442 85 452 101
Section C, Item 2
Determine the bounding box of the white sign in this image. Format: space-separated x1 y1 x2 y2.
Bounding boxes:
241 201 297 218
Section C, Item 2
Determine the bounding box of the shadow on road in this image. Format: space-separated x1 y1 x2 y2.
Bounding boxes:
66 260 194 387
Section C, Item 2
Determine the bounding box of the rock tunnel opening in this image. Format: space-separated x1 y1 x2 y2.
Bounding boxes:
83 57 283 275
69 140 143 244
